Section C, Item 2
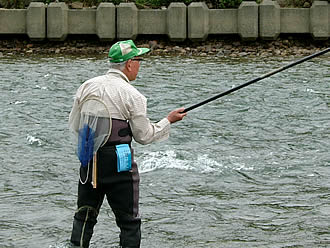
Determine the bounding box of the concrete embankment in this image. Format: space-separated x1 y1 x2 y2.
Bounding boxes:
0 1 329 42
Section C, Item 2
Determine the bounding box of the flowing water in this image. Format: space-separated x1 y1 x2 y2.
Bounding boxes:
0 52 329 248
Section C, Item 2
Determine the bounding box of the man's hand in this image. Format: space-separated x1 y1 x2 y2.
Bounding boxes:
167 107 187 124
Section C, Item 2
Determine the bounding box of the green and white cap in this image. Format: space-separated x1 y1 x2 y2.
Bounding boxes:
108 40 150 63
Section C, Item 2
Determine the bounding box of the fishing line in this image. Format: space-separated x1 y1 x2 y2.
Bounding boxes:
182 47 330 113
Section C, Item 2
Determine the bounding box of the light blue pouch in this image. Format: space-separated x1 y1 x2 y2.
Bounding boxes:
116 144 132 172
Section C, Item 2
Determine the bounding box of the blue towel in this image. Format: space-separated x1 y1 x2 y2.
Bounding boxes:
77 124 95 167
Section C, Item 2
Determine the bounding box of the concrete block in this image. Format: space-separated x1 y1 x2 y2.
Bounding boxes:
96 3 115 41
209 9 237 34
188 2 209 41
310 1 328 40
280 8 309 33
259 0 280 40
117 3 138 40
0 9 26 34
138 9 167 34
47 2 68 41
26 2 46 40
167 3 187 41
68 9 96 34
238 1 258 40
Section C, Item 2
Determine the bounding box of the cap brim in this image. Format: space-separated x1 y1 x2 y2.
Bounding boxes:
137 48 150 56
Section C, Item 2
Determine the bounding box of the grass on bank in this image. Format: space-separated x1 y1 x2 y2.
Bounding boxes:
0 0 327 9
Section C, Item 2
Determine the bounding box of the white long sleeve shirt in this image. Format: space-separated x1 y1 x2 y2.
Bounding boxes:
69 69 170 145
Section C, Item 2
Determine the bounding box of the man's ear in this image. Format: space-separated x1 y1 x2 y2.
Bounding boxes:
125 60 132 72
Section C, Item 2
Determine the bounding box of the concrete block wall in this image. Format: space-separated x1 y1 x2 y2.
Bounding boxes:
280 8 310 33
96 3 115 41
0 9 26 34
117 3 138 40
167 3 187 41
0 1 329 41
47 2 115 41
188 2 259 41
47 2 68 41
260 0 329 40
27 2 46 40
310 1 329 40
209 9 237 35
259 0 280 40
117 2 187 41
188 2 209 41
238 1 258 40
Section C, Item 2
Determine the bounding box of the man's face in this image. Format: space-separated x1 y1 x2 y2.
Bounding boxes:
126 57 142 81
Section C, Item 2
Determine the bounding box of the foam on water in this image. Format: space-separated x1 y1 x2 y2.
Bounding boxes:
35 84 48 90
26 134 42 146
13 100 27 105
137 150 224 174
48 242 71 248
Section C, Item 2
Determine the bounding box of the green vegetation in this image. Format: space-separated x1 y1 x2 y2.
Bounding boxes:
0 0 243 8
1 0 26 9
0 0 325 9
277 0 314 7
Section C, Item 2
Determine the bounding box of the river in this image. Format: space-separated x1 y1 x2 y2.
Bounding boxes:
0 52 329 248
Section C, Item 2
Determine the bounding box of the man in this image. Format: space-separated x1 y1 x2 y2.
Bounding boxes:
68 40 187 248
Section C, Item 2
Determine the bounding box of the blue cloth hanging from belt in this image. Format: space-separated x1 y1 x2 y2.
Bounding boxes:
78 124 95 167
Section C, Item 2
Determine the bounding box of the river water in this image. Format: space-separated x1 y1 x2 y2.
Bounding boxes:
0 52 329 248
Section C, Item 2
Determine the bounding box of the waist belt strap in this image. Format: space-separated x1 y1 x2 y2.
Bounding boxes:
105 119 132 146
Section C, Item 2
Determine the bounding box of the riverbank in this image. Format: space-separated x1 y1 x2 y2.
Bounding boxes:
0 37 329 58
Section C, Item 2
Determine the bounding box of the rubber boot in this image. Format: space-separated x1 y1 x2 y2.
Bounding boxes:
115 210 141 248
70 206 98 248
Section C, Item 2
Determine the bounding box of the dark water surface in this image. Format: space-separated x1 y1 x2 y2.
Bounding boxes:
0 53 329 248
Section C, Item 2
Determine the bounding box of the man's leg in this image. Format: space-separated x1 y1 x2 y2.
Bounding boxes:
70 181 104 248
106 161 141 248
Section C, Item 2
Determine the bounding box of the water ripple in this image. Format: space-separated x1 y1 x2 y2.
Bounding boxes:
1 54 329 248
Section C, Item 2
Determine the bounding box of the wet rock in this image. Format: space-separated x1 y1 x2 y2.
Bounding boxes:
0 37 328 58
76 43 85 48
224 45 232 50
6 43 14 48
223 50 231 55
274 49 281 55
233 41 241 47
148 40 158 50
204 45 212 52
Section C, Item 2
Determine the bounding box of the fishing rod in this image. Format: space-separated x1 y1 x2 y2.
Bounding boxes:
182 47 330 113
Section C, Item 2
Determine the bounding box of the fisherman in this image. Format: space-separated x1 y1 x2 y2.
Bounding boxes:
68 40 187 248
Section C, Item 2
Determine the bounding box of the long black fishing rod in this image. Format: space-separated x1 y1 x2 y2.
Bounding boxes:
182 47 330 113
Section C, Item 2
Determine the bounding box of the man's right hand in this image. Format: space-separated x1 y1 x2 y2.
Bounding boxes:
167 107 187 124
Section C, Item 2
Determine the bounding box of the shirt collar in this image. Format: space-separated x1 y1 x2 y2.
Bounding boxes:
106 68 130 83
